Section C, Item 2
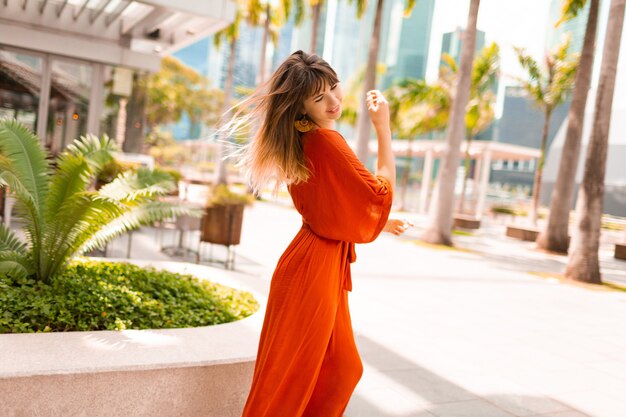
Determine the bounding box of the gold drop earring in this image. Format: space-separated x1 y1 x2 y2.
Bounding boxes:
294 115 314 133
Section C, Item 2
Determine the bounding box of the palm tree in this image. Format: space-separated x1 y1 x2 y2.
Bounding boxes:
565 0 626 284
384 44 497 213
386 79 448 209
421 0 480 246
339 62 388 127
0 120 197 283
455 43 499 214
353 0 417 163
537 0 599 253
247 0 302 85
514 36 578 225
213 11 243 185
309 0 327 53
144 57 223 142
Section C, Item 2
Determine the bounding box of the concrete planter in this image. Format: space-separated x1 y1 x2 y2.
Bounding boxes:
453 215 481 230
505 225 539 241
0 261 263 417
615 243 626 260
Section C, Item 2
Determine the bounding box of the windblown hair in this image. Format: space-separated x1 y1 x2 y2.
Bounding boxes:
228 50 339 194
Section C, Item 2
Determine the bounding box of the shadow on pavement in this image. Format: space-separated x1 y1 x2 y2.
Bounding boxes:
348 335 589 417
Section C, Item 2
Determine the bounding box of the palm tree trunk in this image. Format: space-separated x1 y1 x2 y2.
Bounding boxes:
537 0 599 253
122 73 147 153
258 5 271 85
354 0 385 164
566 0 625 284
529 108 552 225
422 0 480 246
398 137 413 211
216 38 237 185
310 2 322 54
458 134 473 214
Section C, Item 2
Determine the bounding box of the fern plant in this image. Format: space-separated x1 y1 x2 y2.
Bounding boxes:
0 119 200 283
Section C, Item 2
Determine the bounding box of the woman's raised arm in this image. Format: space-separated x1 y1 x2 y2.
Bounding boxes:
366 90 395 193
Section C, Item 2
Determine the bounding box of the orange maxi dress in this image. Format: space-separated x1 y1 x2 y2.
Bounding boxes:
242 128 393 417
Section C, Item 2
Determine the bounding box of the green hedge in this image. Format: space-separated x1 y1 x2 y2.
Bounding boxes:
0 260 259 333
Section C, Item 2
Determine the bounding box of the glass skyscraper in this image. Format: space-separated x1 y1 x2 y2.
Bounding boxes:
272 0 435 88
440 27 486 70
169 0 435 139
545 0 589 54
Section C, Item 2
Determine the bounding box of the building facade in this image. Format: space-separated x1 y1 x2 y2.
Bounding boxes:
440 27 486 70
0 0 235 152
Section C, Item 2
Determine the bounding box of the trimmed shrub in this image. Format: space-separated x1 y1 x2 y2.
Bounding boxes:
0 260 259 333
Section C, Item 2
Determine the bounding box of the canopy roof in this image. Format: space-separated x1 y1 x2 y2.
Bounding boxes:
355 139 542 161
1 0 236 71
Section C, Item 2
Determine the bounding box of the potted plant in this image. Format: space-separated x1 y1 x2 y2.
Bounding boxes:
95 159 139 189
200 185 253 268
155 166 184 196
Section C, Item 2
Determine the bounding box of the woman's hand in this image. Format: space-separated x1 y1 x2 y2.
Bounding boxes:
366 90 390 131
383 218 414 236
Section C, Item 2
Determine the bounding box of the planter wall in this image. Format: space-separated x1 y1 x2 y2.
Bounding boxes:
0 261 263 417
2 361 253 417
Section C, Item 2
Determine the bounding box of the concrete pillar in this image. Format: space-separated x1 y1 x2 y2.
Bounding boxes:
475 149 492 220
3 196 15 227
87 62 104 136
471 155 482 210
419 149 434 214
36 54 51 141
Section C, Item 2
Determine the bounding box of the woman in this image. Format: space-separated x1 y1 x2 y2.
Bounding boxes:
236 50 410 416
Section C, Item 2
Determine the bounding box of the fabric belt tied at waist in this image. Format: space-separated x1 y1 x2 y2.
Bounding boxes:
343 242 356 291
302 222 356 292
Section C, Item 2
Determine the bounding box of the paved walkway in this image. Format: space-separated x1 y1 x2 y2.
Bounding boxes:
107 201 626 417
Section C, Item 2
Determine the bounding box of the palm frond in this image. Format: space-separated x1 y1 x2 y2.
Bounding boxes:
0 223 27 253
44 133 116 228
293 0 305 24
556 0 588 27
79 201 203 255
514 47 543 83
0 169 43 267
269 26 280 45
552 33 573 61
546 58 578 107
40 192 99 278
213 10 242 48
41 142 112 279
245 0 264 25
0 251 32 280
65 133 116 172
44 195 123 277
472 42 500 94
403 0 416 17
96 168 175 203
347 0 368 19
440 53 458 73
44 154 92 224
0 119 49 215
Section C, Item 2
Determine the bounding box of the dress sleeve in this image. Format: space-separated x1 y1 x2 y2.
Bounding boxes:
292 129 393 243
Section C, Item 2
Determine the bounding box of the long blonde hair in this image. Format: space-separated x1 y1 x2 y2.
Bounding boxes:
229 50 339 193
